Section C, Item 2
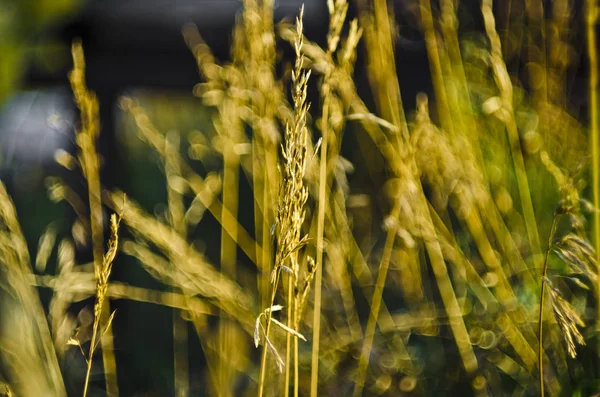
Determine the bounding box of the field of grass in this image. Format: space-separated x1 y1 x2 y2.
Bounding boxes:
1 0 599 395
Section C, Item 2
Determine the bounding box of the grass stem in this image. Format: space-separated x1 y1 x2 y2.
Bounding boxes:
538 215 559 397
585 0 600 367
310 82 328 397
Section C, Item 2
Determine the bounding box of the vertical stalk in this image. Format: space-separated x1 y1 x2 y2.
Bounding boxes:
420 0 455 137
70 42 119 397
165 131 189 397
219 143 239 396
83 311 101 397
538 216 559 397
260 9 309 395
258 270 282 397
284 275 293 397
352 203 400 397
293 268 299 397
173 316 189 397
310 86 328 397
252 140 265 307
586 0 600 340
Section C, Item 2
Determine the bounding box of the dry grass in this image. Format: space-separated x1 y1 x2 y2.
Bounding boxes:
69 41 119 397
0 0 599 395
81 213 120 397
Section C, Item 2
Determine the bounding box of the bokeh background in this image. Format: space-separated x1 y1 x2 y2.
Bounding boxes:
1 0 599 396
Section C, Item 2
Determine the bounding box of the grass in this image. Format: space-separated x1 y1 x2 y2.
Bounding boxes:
257 8 311 396
69 41 121 397
537 214 558 397
0 0 599 395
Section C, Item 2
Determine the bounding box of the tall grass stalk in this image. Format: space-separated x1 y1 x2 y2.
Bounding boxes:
309 2 351 394
69 42 119 397
537 216 559 397
309 89 327 397
586 0 600 351
164 131 189 397
258 8 310 396
219 117 241 397
284 269 293 397
82 215 121 397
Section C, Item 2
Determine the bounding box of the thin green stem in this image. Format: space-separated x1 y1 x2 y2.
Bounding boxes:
538 215 559 397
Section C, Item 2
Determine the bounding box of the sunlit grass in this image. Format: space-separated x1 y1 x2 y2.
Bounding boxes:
0 0 598 396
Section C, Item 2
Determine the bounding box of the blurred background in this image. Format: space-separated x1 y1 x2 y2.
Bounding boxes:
1 0 598 396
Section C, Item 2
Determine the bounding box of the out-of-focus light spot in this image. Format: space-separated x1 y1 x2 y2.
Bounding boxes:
495 188 513 214
372 374 392 395
482 96 502 115
487 165 503 185
479 330 498 349
399 375 417 392
469 326 483 345
523 130 542 153
472 375 487 390
346 194 370 208
379 353 398 371
54 148 76 170
483 271 499 287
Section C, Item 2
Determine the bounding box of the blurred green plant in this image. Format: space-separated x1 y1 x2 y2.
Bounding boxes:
0 0 81 103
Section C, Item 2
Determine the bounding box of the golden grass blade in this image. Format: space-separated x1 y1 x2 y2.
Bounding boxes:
0 183 67 396
105 191 254 328
163 130 190 397
82 214 121 397
271 318 307 342
70 41 119 397
586 0 600 368
35 224 57 273
258 7 312 396
34 274 215 316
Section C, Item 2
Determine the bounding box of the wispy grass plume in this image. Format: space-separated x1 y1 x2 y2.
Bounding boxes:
257 7 312 397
